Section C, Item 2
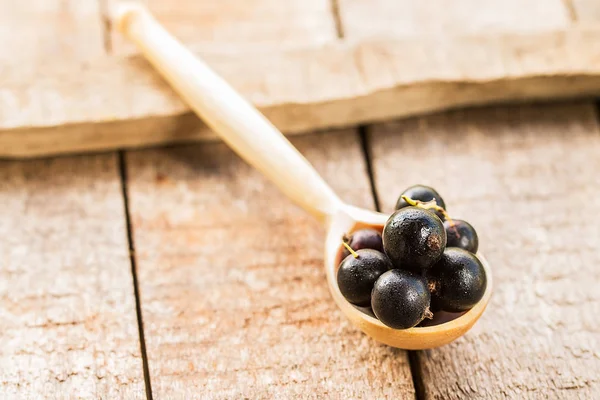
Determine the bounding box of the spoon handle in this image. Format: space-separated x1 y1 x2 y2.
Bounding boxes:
113 3 344 221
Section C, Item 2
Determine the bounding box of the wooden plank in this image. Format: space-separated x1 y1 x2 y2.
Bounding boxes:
108 0 337 55
337 0 569 38
124 130 416 398
368 102 600 399
0 154 145 398
572 0 600 22
4 27 600 158
0 0 106 64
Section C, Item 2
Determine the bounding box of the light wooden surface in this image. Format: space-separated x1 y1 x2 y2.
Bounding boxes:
124 131 415 398
369 102 600 399
572 0 600 22
108 0 337 55
4 0 600 157
4 26 600 158
338 0 569 38
2 1 600 398
114 0 495 350
116 2 344 221
2 101 599 398
0 0 106 64
0 155 145 398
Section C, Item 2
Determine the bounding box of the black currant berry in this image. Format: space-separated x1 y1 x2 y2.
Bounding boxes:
383 207 446 272
371 269 432 329
444 219 479 253
337 249 392 306
341 229 384 259
395 185 446 219
428 248 487 312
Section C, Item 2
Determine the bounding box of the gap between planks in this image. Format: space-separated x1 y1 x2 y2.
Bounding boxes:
118 151 154 400
99 1 151 393
96 2 454 395
98 0 114 54
360 124 425 400
358 126 382 213
329 0 345 38
6 26 600 158
367 102 600 398
562 0 578 22
122 129 416 398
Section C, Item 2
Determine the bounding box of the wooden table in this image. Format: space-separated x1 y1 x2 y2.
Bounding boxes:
4 0 600 158
2 1 600 399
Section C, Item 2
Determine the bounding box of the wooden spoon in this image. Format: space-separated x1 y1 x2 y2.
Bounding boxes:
113 3 492 349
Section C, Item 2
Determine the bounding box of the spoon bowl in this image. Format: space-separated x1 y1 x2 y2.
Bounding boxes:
113 2 492 349
326 205 492 349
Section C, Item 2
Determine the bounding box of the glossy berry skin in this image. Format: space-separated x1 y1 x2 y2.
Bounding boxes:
337 249 392 306
395 185 446 220
383 207 446 272
371 269 431 329
444 219 479 253
341 229 384 259
428 248 487 312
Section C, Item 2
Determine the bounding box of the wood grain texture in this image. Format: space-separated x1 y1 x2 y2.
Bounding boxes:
368 103 600 399
124 131 415 398
108 0 337 55
0 154 145 398
4 27 600 158
572 0 600 22
0 0 105 64
337 0 569 38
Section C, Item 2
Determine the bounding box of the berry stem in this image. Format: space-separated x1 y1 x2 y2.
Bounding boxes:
342 242 359 258
424 308 434 320
428 280 437 294
401 195 422 207
401 195 459 235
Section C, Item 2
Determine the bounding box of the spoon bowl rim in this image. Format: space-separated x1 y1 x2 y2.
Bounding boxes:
325 205 492 349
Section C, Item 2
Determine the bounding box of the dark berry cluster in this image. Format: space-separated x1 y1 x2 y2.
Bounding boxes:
337 185 487 329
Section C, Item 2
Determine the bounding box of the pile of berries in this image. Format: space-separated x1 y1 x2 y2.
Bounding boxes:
337 185 487 329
